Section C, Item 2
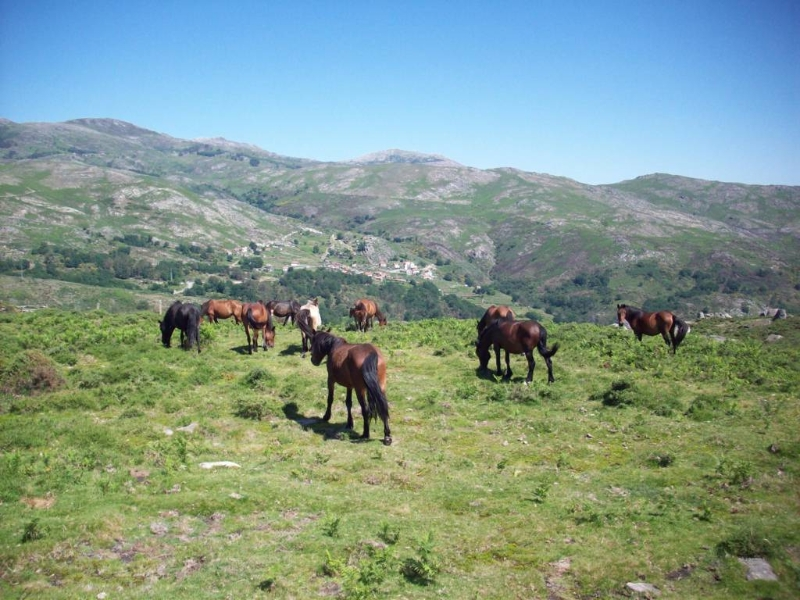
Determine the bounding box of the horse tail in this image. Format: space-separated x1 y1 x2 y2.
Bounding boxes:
296 309 316 339
671 315 691 351
537 327 560 359
362 351 390 425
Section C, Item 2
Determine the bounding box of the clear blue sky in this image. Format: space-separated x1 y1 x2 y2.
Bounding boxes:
1 1 798 185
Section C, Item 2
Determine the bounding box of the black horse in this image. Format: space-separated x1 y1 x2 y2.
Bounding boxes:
160 301 202 353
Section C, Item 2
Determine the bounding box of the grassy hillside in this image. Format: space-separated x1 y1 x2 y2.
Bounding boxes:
1 118 799 321
1 310 798 598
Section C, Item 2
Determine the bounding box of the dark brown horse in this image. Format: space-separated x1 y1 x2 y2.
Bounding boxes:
353 298 386 332
241 301 275 353
616 304 690 354
265 299 301 326
200 299 243 324
160 301 202 353
476 319 559 384
310 331 392 445
476 304 516 335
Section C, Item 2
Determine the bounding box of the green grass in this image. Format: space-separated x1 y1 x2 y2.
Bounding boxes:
0 311 798 598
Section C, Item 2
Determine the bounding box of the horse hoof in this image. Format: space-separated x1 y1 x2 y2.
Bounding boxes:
383 437 393 446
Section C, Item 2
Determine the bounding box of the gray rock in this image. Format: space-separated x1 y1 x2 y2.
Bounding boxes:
626 582 661 596
739 557 778 581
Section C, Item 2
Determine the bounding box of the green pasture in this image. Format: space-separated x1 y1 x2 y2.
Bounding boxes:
0 310 798 599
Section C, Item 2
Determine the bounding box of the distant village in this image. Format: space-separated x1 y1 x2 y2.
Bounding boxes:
230 232 438 285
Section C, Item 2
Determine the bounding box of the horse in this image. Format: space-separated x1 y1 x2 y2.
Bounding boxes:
310 330 392 445
476 304 516 335
476 319 559 384
200 298 243 324
160 300 202 353
349 306 368 332
353 298 386 331
265 299 301 326
296 298 322 357
616 304 690 354
241 301 276 353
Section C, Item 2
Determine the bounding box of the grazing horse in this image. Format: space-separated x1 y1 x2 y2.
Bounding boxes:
160 301 202 353
310 331 392 445
265 299 301 326
476 304 516 335
296 298 322 357
241 301 276 353
353 298 386 332
200 299 243 324
616 304 690 354
476 319 559 384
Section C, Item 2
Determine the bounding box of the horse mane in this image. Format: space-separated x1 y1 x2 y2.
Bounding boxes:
312 330 342 356
619 304 644 317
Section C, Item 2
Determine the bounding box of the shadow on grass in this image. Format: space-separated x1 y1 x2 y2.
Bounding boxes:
475 367 498 382
282 401 366 443
279 343 305 357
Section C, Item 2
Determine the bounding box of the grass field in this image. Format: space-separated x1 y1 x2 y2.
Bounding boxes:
1 309 798 599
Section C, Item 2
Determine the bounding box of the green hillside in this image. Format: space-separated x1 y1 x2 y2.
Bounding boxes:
1 118 798 321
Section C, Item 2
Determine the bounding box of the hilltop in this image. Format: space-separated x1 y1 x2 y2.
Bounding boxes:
1 117 798 321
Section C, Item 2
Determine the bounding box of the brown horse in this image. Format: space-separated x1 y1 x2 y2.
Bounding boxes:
265 299 301 326
353 298 386 331
476 304 516 335
349 307 368 332
201 299 243 324
616 304 690 354
310 330 392 445
476 319 559 384
241 301 275 353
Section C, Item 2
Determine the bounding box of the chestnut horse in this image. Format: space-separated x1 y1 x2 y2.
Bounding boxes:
160 301 202 353
241 301 275 353
201 299 243 324
476 304 515 335
265 299 301 326
296 298 322 357
310 330 392 445
476 319 559 384
352 298 387 331
616 304 690 354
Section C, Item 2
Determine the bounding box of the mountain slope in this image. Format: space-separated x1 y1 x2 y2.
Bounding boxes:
1 117 798 320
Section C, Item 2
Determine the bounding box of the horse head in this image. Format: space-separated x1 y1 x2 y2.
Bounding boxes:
616 304 627 326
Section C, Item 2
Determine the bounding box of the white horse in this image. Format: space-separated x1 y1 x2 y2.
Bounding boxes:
297 298 322 357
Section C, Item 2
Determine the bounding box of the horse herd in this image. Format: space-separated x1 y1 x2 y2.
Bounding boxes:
159 298 690 446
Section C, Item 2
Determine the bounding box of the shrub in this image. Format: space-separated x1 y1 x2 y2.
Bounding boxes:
0 350 65 396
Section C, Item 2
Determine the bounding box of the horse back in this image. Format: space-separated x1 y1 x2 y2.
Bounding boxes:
330 342 384 388
496 320 541 352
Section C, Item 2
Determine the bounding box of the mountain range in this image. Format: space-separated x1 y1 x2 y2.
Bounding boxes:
1 117 798 321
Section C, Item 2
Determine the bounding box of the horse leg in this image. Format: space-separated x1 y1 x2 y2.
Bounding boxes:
180 329 186 349
525 351 535 384
494 343 503 376
322 377 335 422
504 350 513 380
544 353 555 383
345 388 355 430
245 325 254 354
355 389 370 439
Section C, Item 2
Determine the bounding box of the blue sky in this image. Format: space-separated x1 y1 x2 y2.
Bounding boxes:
1 1 798 185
